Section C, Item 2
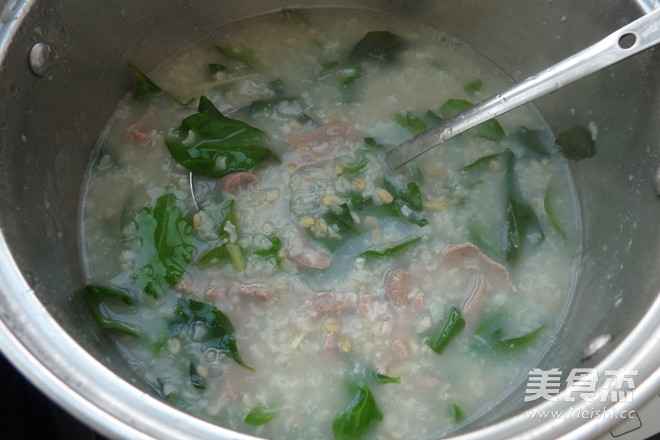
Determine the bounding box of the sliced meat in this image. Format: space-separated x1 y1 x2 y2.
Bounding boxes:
440 242 516 291
284 123 353 168
233 283 270 301
391 340 409 358
357 295 374 318
125 104 157 146
323 331 336 352
409 291 425 313
385 268 411 307
304 290 357 314
218 172 258 192
288 232 332 270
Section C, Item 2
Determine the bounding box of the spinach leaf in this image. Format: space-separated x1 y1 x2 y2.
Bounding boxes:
394 111 427 136
326 203 361 234
280 8 311 27
358 235 421 258
502 150 545 263
439 99 505 142
555 125 596 160
507 126 551 157
317 61 340 80
339 152 368 176
493 326 545 352
348 31 408 64
363 137 382 149
463 79 483 95
198 200 245 271
449 403 466 423
166 96 277 178
130 63 163 102
427 306 465 355
253 234 283 265
245 406 279 426
341 65 363 88
173 298 253 370
544 183 568 239
383 179 428 226
375 373 400 384
131 193 195 299
214 45 256 68
83 285 141 336
332 383 383 440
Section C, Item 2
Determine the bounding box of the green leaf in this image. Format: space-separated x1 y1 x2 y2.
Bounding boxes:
544 183 568 239
173 299 253 370
166 96 277 178
348 31 408 64
341 65 363 88
363 137 382 149
280 8 311 27
359 235 421 258
339 152 369 176
198 200 245 271
326 203 361 234
332 383 383 440
84 285 141 336
508 126 551 157
245 405 279 426
555 125 596 160
427 306 465 355
317 61 340 80
375 373 400 384
131 193 195 299
394 111 427 136
493 326 545 352
502 150 545 263
130 63 163 101
253 234 283 265
463 79 483 94
383 179 428 227
439 99 505 141
449 403 466 423
214 45 256 68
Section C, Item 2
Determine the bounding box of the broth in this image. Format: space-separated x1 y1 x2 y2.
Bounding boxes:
81 9 579 440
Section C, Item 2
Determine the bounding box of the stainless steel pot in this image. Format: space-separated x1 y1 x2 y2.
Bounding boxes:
0 1 658 439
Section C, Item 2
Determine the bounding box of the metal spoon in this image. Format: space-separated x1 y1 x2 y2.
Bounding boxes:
385 7 660 169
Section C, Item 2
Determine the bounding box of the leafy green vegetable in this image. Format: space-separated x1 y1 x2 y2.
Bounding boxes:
83 285 141 336
253 234 283 265
363 137 381 148
348 31 408 64
130 63 163 102
359 235 421 258
375 373 400 384
173 298 253 370
394 111 427 136
493 326 545 352
189 362 206 390
317 61 340 80
544 184 568 239
245 405 279 426
383 179 428 227
198 200 245 271
166 96 277 178
131 193 195 299
339 152 368 176
427 306 465 355
502 150 545 263
555 125 596 160
508 126 551 157
449 403 466 423
341 65 363 88
332 383 383 440
280 8 311 27
326 203 361 234
439 99 505 142
463 79 483 95
214 45 256 68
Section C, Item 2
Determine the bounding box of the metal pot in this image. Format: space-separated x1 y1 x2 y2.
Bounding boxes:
0 1 658 439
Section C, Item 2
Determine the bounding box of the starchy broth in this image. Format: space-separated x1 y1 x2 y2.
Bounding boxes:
81 9 579 440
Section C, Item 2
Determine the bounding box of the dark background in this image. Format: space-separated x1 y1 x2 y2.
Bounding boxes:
0 353 109 440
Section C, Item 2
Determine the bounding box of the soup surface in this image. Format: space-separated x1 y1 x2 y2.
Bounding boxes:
81 9 579 440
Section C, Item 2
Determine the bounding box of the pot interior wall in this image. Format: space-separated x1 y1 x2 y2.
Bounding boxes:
0 0 658 436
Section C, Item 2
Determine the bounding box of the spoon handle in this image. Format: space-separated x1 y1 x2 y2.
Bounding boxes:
385 7 660 169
